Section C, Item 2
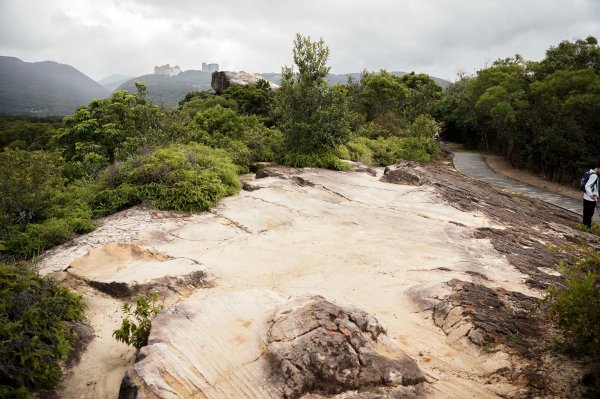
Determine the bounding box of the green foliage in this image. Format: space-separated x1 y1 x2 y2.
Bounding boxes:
55 90 188 165
0 263 85 396
0 150 96 258
0 116 58 150
357 136 441 166
545 245 600 396
222 80 273 116
577 222 600 236
345 138 374 165
347 70 442 131
0 149 65 228
437 36 600 184
281 150 351 171
113 292 163 349
240 116 284 162
95 143 241 213
274 34 351 152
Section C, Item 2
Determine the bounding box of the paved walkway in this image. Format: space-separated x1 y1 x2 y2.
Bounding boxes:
449 149 599 221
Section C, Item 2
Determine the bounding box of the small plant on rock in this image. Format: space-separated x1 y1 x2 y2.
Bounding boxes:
113 292 163 349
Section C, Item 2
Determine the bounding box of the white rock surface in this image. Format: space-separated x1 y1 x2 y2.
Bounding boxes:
123 289 286 399
53 167 539 399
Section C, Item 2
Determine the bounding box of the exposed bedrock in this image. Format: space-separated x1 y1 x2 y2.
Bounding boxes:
119 291 425 399
67 242 209 297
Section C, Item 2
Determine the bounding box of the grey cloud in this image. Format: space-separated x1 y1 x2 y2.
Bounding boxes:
1 0 599 81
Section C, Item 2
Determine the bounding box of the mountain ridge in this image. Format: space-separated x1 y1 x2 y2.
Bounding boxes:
0 56 109 116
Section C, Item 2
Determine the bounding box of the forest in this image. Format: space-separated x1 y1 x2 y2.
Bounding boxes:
436 35 600 184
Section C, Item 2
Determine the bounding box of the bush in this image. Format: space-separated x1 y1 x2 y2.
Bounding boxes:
113 292 163 349
0 150 65 229
240 116 284 162
0 263 85 396
281 150 351 171
546 246 600 396
95 143 241 213
363 136 441 166
345 138 374 165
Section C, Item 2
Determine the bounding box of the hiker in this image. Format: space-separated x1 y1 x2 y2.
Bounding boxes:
582 162 600 228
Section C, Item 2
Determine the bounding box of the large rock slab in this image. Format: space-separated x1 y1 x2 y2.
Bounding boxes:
211 70 279 94
68 242 207 297
120 291 425 399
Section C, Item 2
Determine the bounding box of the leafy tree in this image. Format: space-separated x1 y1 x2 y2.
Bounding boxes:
274 34 351 152
222 80 273 116
536 36 600 78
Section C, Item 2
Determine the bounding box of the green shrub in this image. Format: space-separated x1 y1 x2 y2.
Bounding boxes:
281 150 351 171
113 292 163 349
0 263 85 396
0 149 65 228
362 136 441 166
546 246 600 396
333 144 351 160
240 116 284 162
356 121 390 139
345 137 374 165
5 218 91 258
96 143 241 212
547 247 600 353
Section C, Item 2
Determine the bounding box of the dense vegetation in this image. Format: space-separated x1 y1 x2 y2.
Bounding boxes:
546 246 600 396
436 36 600 184
0 35 443 395
0 263 85 397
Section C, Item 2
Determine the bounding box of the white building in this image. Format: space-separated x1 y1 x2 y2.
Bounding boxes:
202 62 219 73
154 64 182 76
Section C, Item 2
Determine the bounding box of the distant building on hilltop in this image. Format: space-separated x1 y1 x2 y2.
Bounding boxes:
154 64 182 76
202 62 219 73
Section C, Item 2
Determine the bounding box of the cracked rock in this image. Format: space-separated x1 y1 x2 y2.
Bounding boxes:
266 295 425 399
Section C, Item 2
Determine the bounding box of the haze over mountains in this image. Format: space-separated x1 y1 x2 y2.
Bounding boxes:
0 56 109 115
0 56 451 115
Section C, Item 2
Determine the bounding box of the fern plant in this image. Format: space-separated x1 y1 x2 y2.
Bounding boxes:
113 292 163 349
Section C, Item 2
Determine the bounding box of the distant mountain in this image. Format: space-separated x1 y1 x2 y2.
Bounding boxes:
0 56 110 116
117 70 451 107
98 74 135 92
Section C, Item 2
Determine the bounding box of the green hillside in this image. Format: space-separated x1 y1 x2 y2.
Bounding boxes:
0 56 110 115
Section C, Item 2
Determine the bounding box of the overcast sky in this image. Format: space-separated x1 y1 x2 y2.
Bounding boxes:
1 0 599 82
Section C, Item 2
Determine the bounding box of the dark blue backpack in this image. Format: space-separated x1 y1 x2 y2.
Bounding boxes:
580 171 598 192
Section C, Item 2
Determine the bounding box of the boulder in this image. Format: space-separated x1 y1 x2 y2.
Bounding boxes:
211 71 279 94
267 296 425 399
381 162 431 186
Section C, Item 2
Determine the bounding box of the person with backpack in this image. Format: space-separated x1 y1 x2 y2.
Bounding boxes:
581 162 600 228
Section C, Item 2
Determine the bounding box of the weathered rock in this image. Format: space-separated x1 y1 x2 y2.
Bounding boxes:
267 296 425 399
432 279 542 357
120 292 424 399
381 162 431 186
68 243 207 297
211 71 279 94
256 168 286 179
